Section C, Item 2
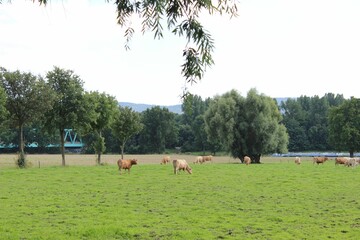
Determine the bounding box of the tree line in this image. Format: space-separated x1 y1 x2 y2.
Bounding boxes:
1 67 360 167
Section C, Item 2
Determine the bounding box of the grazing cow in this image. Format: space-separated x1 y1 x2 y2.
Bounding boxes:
194 156 203 164
161 156 171 165
313 157 329 165
335 157 349 166
173 159 192 175
202 155 213 163
345 158 359 167
243 156 251 165
117 159 137 175
295 157 301 165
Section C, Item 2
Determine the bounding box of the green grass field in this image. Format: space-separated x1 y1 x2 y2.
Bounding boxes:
0 155 359 239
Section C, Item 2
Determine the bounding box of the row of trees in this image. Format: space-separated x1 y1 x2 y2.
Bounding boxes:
0 67 143 167
1 67 360 167
281 94 360 157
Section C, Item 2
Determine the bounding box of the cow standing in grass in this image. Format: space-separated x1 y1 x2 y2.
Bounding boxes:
244 156 251 165
173 159 192 175
202 155 213 163
335 157 348 166
117 159 137 175
313 157 328 165
345 158 359 167
295 157 301 165
194 156 203 164
161 156 171 165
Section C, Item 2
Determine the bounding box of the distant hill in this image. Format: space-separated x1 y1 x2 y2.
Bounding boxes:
119 98 290 114
119 102 182 114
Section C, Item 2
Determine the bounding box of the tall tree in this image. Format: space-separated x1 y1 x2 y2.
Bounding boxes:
281 94 345 152
112 106 143 159
0 69 55 167
84 91 118 164
16 0 239 95
43 66 85 166
0 77 9 143
0 82 8 124
307 95 330 150
182 94 210 152
140 106 177 153
328 97 360 157
204 89 288 163
281 98 309 151
204 92 236 155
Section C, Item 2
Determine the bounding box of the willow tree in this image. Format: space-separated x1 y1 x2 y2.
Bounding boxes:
0 68 55 167
204 89 289 163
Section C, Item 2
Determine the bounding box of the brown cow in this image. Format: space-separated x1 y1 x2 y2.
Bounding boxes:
313 157 329 165
244 156 251 165
295 157 301 165
335 157 349 166
173 159 192 175
117 159 137 175
202 155 213 163
161 156 171 165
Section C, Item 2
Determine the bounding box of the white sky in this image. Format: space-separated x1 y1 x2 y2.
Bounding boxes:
1 0 360 105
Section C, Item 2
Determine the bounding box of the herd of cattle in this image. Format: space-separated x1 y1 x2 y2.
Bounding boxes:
117 155 214 175
295 156 360 167
116 155 360 175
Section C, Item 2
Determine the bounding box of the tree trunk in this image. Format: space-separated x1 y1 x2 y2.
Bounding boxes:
19 124 24 155
120 143 125 160
97 131 102 165
350 150 354 158
251 154 262 164
97 152 101 165
120 137 127 160
17 123 26 168
60 128 66 166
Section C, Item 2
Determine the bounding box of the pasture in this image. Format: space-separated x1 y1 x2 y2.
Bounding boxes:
0 154 359 239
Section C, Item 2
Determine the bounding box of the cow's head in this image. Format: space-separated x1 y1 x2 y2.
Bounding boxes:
131 159 138 165
186 166 192 174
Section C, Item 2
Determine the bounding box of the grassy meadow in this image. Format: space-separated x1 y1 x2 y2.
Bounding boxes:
0 154 359 239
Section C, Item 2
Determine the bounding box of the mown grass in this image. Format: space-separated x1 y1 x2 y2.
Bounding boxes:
0 160 359 239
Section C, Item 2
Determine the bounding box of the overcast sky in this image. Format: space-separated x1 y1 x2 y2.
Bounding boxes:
1 0 360 105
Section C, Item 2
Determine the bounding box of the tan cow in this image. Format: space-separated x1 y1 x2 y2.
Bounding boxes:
173 159 192 175
117 159 138 175
161 156 171 165
313 157 329 165
295 157 301 165
202 155 213 163
194 156 203 164
335 157 349 166
345 158 359 167
244 156 251 165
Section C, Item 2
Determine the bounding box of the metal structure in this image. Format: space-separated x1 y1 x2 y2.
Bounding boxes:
0 129 84 149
